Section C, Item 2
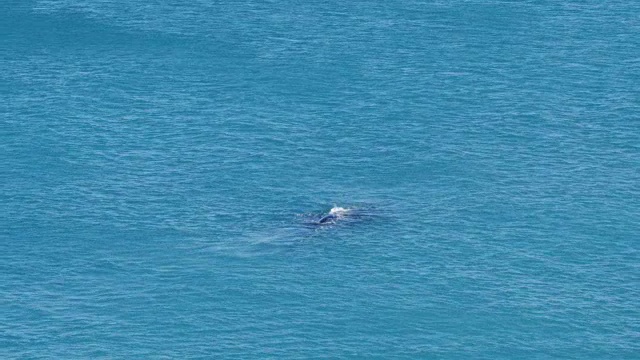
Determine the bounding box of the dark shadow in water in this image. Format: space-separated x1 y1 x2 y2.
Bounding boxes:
296 205 382 229
208 204 385 258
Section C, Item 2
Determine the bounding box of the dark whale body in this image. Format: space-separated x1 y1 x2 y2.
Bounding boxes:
318 214 337 224
305 206 370 227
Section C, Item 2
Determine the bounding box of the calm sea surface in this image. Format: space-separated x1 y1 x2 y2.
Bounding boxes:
2 1 639 358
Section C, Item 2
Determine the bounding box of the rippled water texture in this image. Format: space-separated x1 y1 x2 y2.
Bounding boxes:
2 1 639 358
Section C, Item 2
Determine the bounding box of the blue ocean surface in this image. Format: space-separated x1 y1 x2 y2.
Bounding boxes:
1 1 639 358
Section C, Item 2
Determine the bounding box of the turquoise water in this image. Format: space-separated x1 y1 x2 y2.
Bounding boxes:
2 1 639 358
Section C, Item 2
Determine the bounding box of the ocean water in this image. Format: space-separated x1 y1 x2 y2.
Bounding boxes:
2 0 639 358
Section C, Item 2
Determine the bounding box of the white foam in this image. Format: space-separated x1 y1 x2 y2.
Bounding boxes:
329 206 349 216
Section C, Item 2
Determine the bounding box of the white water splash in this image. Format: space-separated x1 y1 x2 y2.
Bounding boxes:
329 206 349 217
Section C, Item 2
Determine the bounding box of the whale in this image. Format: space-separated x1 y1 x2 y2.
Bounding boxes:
318 214 337 224
315 206 349 225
